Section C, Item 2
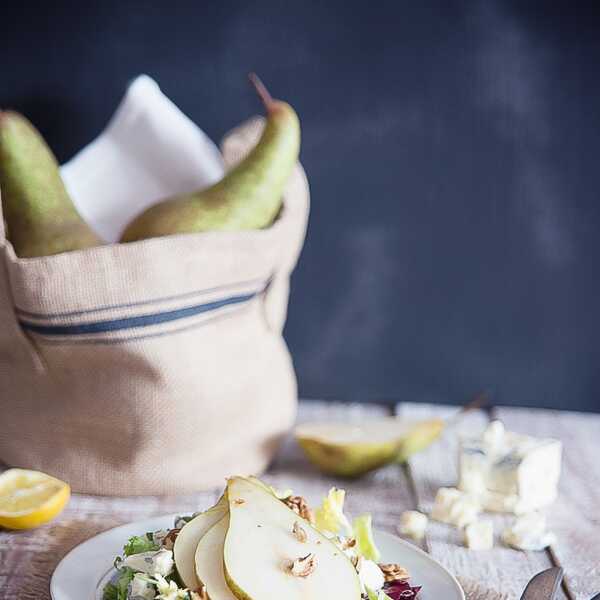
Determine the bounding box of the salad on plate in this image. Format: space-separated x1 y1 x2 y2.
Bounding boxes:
103 476 421 600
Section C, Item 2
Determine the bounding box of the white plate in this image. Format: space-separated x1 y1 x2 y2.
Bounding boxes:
51 514 464 600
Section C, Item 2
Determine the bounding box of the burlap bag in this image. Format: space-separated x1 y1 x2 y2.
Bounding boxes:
0 118 309 495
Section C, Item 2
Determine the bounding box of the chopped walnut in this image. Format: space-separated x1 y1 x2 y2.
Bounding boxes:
233 498 245 505
191 585 208 600
292 521 308 543
379 563 410 583
285 553 317 577
283 495 315 524
162 528 180 551
340 537 356 550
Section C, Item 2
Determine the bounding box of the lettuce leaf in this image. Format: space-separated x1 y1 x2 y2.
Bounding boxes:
314 488 352 535
103 567 135 600
353 514 381 562
123 533 158 556
366 588 379 600
366 588 394 600
102 583 118 600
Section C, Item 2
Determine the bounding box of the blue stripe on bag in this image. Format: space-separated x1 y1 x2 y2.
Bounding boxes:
14 277 268 320
19 291 257 336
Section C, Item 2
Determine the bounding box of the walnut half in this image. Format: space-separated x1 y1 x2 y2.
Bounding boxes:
162 528 180 551
379 563 410 583
292 521 308 543
191 585 208 600
340 537 356 550
283 495 315 524
285 553 317 577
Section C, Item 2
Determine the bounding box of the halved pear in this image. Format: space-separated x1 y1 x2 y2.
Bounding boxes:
224 476 361 600
173 495 228 588
295 417 445 477
194 515 237 600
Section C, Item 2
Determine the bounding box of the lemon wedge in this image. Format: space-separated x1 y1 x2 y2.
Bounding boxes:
0 468 70 529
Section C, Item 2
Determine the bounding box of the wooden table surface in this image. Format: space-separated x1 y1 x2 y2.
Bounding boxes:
1 401 599 600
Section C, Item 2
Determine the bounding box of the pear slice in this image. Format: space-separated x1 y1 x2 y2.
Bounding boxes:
194 516 237 600
295 417 445 477
173 495 228 588
224 476 361 600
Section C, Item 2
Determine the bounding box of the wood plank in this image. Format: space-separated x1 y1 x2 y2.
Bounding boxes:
396 402 558 600
496 406 600 600
266 400 415 534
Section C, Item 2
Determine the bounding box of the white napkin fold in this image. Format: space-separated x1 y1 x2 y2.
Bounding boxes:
60 75 226 243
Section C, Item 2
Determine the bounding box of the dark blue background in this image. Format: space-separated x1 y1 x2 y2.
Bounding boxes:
2 1 599 411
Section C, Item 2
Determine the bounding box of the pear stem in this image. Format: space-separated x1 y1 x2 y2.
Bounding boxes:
248 72 274 111
445 391 489 428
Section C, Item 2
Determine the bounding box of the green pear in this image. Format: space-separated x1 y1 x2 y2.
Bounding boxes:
0 111 102 257
194 515 237 600
223 476 361 600
120 74 300 243
394 418 446 462
173 495 228 589
295 417 446 477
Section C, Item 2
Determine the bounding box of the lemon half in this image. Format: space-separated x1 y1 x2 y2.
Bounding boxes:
0 468 70 529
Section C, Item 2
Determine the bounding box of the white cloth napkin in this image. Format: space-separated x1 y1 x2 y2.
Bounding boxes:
60 75 226 243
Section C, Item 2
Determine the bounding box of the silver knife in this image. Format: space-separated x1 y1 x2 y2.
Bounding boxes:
520 567 564 600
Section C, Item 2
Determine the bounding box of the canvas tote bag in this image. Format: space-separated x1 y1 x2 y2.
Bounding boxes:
0 117 309 495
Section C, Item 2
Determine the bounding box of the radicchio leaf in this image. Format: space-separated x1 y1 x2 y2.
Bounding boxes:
383 580 422 600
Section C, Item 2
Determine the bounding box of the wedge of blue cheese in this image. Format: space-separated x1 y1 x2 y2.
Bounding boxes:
431 487 481 527
458 421 562 514
398 510 428 540
128 574 157 600
121 549 174 577
502 512 556 551
464 520 494 550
